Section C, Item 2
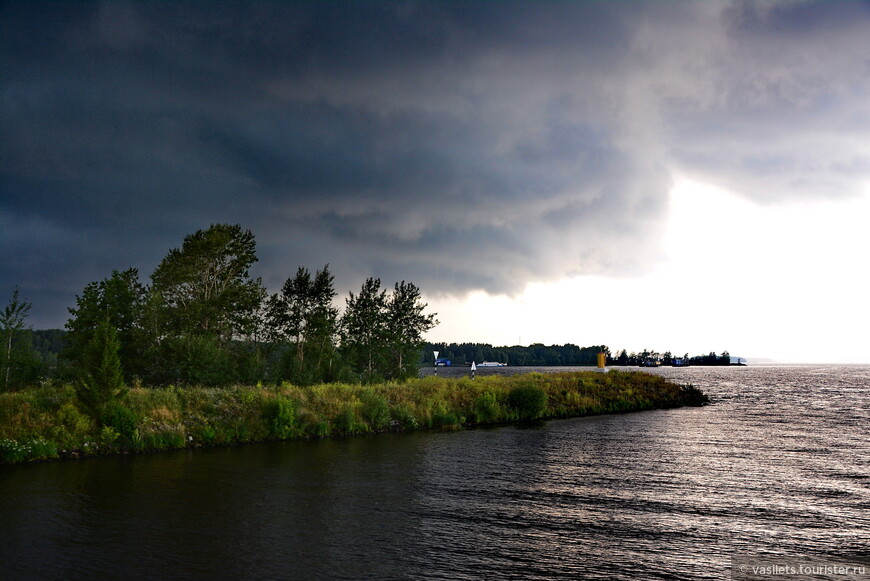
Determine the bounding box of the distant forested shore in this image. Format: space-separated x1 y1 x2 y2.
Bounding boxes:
422 343 735 367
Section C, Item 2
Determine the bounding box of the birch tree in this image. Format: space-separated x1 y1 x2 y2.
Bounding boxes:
267 264 340 384
385 281 437 379
1 287 33 391
341 277 388 381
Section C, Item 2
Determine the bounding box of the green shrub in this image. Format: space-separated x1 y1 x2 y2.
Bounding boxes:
310 420 331 438
680 383 709 406
0 439 29 464
47 401 96 451
195 425 217 443
390 403 419 430
333 406 364 434
100 426 120 447
359 390 390 430
431 402 460 428
264 396 298 439
141 430 185 451
103 403 138 442
474 391 501 423
34 438 57 458
507 383 548 421
58 401 90 430
33 385 68 413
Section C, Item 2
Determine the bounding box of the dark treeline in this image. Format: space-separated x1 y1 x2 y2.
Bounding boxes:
30 329 66 357
423 343 610 366
0 328 61 390
611 349 733 366
1 224 437 397
424 343 734 367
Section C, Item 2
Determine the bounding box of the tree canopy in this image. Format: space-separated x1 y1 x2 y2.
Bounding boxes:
54 224 439 387
63 269 147 381
267 265 341 385
150 224 264 341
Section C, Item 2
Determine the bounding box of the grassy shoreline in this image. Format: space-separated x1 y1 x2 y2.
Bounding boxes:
0 370 708 465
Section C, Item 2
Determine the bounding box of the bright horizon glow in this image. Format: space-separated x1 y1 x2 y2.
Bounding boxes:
424 180 870 364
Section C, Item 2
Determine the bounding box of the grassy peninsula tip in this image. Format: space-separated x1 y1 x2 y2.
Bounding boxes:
1 371 707 465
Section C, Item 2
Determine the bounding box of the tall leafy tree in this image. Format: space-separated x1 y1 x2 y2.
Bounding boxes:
63 269 147 381
1 287 37 390
149 224 265 384
385 281 437 379
150 224 264 341
75 317 126 422
267 265 341 384
342 278 438 381
341 277 388 381
305 266 341 378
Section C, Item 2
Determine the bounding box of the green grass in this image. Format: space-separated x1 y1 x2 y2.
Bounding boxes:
0 371 707 465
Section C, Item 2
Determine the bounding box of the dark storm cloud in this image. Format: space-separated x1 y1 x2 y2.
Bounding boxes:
2 1 869 327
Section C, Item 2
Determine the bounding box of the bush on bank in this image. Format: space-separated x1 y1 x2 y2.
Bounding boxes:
0 371 707 465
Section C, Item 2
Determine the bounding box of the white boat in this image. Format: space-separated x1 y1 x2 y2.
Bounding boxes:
477 361 507 367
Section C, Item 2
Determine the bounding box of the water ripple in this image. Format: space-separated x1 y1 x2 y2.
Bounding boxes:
1 365 868 580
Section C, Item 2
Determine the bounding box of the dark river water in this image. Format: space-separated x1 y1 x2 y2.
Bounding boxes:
2 365 868 580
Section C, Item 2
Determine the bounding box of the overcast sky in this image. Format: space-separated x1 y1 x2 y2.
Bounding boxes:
2 1 869 362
